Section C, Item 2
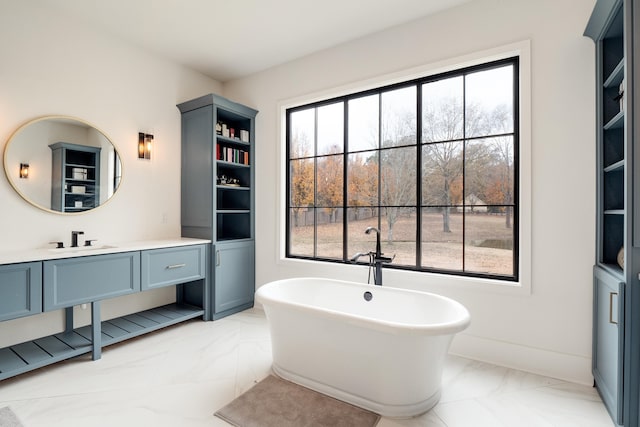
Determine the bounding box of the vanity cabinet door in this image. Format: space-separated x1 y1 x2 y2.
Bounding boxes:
214 240 254 316
0 262 42 321
43 252 140 311
141 245 206 290
593 266 624 424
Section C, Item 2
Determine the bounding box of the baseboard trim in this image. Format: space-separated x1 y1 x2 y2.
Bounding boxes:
449 333 593 386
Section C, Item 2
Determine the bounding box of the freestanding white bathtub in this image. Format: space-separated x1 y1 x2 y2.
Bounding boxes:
255 277 470 418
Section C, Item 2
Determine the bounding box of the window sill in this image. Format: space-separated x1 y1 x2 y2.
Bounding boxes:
276 256 531 297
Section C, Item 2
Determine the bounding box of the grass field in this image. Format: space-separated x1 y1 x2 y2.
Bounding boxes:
290 211 514 276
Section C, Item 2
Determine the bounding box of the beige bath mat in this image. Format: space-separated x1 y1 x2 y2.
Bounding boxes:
214 375 380 427
0 407 24 427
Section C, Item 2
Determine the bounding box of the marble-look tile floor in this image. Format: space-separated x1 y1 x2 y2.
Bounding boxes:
0 308 613 427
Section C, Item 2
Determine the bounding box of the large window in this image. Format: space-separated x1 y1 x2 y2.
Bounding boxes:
286 57 519 281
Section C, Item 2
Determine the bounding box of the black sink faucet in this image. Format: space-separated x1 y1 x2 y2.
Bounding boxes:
71 231 84 248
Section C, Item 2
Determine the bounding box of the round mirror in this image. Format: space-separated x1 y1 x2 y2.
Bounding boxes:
3 116 122 214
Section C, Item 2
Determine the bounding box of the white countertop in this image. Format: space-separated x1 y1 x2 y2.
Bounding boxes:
0 238 211 265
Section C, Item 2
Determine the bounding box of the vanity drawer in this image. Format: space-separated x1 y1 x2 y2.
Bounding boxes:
141 245 206 290
0 262 42 321
43 252 140 311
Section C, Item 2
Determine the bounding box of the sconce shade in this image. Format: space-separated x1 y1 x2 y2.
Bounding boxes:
138 132 153 160
19 163 29 178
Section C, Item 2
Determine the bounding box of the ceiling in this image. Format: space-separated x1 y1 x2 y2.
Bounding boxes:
40 0 470 82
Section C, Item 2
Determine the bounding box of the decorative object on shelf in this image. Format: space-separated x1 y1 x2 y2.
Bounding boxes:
617 246 624 269
216 119 249 142
72 167 87 180
138 132 153 160
70 185 86 194
217 174 240 186
614 79 625 113
19 163 29 179
74 201 83 208
619 80 625 112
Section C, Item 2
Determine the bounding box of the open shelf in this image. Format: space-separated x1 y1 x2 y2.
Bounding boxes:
85 303 204 347
217 135 250 147
604 59 624 88
598 262 624 281
604 159 625 173
604 111 624 130
217 160 250 168
0 332 92 381
216 212 251 240
0 303 203 381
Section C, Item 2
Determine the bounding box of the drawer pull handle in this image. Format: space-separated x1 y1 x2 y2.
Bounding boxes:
609 291 618 325
166 263 186 270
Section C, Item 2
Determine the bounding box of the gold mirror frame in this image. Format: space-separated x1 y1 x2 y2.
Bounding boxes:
3 115 123 214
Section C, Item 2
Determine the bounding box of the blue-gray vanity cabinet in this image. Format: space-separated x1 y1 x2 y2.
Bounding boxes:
141 245 206 290
43 252 140 311
213 240 254 318
0 262 42 322
0 243 209 382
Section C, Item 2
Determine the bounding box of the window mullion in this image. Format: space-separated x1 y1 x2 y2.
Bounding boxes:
416 84 423 269
342 99 349 261
377 94 382 232
313 107 318 259
461 74 467 273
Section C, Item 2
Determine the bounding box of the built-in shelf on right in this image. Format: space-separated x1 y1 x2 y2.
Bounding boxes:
585 0 633 424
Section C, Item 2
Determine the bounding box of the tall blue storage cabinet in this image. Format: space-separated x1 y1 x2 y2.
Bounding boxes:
585 1 639 426
177 94 258 320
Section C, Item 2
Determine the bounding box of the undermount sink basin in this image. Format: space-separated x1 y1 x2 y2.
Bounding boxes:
49 244 117 253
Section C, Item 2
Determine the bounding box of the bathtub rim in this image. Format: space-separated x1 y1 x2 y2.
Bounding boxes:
256 277 470 336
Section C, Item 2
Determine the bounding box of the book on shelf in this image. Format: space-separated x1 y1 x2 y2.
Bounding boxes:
217 145 249 165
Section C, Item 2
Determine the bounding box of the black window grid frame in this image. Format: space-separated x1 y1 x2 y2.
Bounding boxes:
285 56 520 282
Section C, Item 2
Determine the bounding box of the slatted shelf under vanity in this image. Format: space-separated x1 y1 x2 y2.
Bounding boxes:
0 334 93 380
0 303 204 381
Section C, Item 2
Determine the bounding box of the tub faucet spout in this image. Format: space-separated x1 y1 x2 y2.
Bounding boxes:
353 227 393 286
365 227 381 256
350 252 370 263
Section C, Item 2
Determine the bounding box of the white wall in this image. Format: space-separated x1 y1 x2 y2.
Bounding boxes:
0 1 221 345
225 0 597 384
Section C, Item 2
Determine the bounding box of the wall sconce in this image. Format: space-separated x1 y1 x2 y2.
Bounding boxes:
138 132 153 160
19 163 29 179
